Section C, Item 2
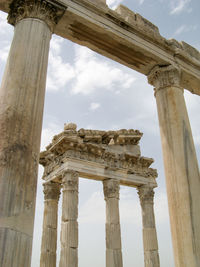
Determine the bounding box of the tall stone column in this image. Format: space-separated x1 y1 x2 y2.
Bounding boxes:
103 179 123 267
40 182 61 267
148 65 200 267
59 170 79 267
0 1 64 266
137 185 160 267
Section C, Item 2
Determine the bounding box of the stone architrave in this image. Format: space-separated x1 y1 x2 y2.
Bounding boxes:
0 0 64 266
59 170 79 267
40 182 61 267
148 65 200 267
103 179 123 267
138 185 160 267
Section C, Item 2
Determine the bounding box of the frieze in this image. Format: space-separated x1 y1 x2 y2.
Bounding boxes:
40 124 157 180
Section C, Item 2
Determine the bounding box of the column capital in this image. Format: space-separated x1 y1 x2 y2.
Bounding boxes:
43 181 61 201
148 65 182 91
137 185 155 205
8 0 65 31
103 179 120 199
62 170 79 191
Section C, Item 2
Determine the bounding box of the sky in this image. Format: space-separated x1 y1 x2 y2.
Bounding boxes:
0 0 200 266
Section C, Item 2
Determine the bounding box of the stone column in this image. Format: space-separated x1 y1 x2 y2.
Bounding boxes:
148 65 200 267
0 1 64 266
138 185 160 267
40 182 61 267
59 170 79 267
103 179 123 267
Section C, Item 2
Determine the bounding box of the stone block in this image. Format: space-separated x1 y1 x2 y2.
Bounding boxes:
143 228 158 251
106 249 123 267
60 221 78 248
115 4 135 24
106 223 121 249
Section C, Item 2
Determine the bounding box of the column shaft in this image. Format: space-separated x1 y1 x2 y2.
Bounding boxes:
0 1 64 266
103 179 123 267
40 182 61 267
59 171 79 267
0 18 51 267
138 186 160 267
148 66 200 267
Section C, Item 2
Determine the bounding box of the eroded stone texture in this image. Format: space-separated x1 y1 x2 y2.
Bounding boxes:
0 0 64 266
59 170 79 267
40 182 61 267
148 65 200 267
103 179 123 267
138 186 160 267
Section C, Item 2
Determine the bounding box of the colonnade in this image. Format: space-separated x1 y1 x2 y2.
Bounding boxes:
0 0 199 266
40 171 159 267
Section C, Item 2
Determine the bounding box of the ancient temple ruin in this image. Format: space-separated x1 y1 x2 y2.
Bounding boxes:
39 123 159 267
0 0 200 266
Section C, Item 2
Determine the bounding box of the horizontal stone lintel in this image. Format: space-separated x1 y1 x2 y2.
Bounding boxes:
1 0 200 94
42 158 157 187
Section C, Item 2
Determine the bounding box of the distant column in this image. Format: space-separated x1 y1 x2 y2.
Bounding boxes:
40 182 61 267
138 185 160 267
0 0 64 266
59 170 79 267
148 65 200 267
103 179 123 267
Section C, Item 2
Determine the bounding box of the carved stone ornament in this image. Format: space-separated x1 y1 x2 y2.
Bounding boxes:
103 179 120 199
148 65 181 91
43 181 61 200
62 170 79 191
137 185 154 205
8 0 65 31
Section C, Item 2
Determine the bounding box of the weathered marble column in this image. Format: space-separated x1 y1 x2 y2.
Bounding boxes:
59 170 79 267
137 185 160 267
148 65 200 267
103 179 123 267
40 182 61 267
0 1 64 266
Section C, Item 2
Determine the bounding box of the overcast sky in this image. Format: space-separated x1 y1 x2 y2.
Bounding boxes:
0 0 200 266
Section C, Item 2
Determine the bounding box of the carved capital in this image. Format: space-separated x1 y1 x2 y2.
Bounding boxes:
8 0 65 31
137 186 154 205
148 65 181 91
103 179 120 199
43 182 61 200
62 170 79 191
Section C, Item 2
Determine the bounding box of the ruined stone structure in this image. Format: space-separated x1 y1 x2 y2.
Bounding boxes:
0 0 200 266
39 123 159 267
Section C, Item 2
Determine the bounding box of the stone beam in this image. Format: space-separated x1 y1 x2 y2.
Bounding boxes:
1 0 200 94
42 158 157 188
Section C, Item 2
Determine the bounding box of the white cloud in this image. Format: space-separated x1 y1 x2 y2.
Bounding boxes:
170 0 191 15
89 102 101 111
0 12 10 34
46 36 75 91
174 24 197 35
107 0 123 9
40 122 62 150
71 46 136 95
0 43 10 62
